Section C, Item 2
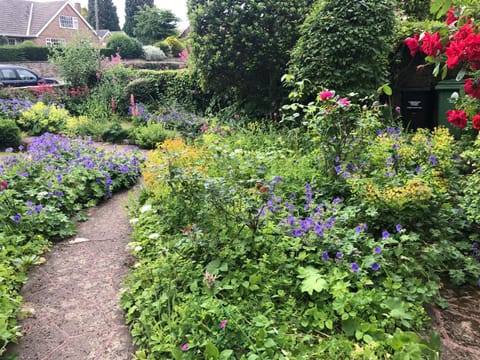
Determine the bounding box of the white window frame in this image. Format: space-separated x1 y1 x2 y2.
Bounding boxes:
7 38 17 45
46 38 66 46
59 15 78 29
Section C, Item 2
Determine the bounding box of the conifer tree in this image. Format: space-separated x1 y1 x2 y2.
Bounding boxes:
87 0 120 31
124 0 154 36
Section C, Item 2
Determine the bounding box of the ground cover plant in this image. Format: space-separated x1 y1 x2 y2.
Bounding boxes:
0 133 142 355
121 88 480 358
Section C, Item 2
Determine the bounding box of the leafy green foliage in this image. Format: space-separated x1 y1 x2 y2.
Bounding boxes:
17 102 69 135
289 0 396 101
106 33 144 59
188 0 314 114
87 0 120 31
129 122 179 149
397 0 432 20
164 36 184 57
101 123 129 143
0 119 21 150
142 45 166 61
124 0 154 36
133 5 179 45
48 40 101 87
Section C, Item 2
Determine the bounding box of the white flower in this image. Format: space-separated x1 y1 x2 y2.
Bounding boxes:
134 245 143 252
140 204 152 213
129 218 139 224
148 233 160 239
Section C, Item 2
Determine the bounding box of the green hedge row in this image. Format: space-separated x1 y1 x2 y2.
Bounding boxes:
127 69 211 113
0 46 117 62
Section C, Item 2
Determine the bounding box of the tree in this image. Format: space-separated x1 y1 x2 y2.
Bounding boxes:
124 0 154 37
289 0 396 100
87 0 120 31
133 5 179 44
188 0 314 115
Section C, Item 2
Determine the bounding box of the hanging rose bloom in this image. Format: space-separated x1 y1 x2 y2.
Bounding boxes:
318 90 334 101
445 40 465 68
446 109 468 129
464 78 480 99
446 8 458 25
419 32 444 57
404 34 419 57
337 97 350 107
472 114 480 131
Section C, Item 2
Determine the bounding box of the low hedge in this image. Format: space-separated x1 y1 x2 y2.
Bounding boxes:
0 45 50 61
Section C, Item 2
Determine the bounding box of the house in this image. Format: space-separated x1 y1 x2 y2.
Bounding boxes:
0 0 100 46
96 29 112 47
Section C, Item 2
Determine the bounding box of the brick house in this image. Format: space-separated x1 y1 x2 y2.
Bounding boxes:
0 0 100 46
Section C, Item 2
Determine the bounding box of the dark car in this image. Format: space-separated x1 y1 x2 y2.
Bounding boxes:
0 65 59 87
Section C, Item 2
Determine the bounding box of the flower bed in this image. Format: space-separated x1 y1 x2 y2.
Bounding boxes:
0 133 141 355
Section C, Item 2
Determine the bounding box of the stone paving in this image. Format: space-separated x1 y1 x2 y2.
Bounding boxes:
5 189 136 360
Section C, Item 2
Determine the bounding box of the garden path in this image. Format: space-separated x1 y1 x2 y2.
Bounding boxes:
4 141 143 360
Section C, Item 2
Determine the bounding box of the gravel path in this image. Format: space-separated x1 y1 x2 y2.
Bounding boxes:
5 188 138 360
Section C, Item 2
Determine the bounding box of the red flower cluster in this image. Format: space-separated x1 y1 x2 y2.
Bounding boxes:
0 180 7 191
446 109 468 129
445 22 480 69
464 78 480 99
473 114 480 130
69 86 89 97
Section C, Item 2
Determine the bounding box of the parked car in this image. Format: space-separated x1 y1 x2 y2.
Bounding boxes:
0 65 59 87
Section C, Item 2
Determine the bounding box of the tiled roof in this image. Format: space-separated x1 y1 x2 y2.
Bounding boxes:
0 0 66 37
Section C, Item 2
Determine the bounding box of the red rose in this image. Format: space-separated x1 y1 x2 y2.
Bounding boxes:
446 109 468 129
464 78 480 99
404 34 419 57
420 32 444 57
473 114 480 131
446 8 458 25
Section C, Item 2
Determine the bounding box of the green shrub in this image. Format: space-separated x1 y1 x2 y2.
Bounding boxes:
100 47 117 58
64 115 109 140
106 33 144 59
0 119 21 150
0 45 50 61
397 0 431 20
164 36 184 57
154 40 171 57
133 69 210 112
125 77 159 105
17 102 69 135
130 122 178 149
142 45 166 61
49 40 101 87
289 0 396 100
101 123 129 143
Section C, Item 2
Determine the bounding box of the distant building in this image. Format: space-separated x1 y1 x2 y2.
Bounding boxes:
0 0 100 46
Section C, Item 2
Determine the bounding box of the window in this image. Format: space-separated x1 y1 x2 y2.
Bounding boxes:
59 15 78 29
0 69 17 80
17 69 37 80
7 38 17 46
46 38 66 46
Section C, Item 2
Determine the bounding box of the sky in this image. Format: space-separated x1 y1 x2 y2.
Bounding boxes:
68 0 189 29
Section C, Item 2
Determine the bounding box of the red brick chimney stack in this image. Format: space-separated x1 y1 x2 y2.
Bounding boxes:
74 2 81 13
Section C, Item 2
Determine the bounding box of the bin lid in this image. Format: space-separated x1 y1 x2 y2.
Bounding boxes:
398 87 433 92
435 79 463 90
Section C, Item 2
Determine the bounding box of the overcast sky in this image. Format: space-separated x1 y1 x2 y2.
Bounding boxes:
71 0 189 29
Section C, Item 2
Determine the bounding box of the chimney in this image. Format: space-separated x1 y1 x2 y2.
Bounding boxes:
74 2 81 13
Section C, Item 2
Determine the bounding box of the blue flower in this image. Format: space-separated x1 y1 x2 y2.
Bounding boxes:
429 155 438 166
351 262 360 273
374 245 382 254
396 224 403 232
370 263 380 271
12 214 21 223
382 230 390 239
322 251 330 260
336 252 343 261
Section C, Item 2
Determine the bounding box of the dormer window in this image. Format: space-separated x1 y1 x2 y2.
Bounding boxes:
59 15 78 29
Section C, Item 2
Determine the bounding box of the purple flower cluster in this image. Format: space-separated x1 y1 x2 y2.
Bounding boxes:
0 97 34 119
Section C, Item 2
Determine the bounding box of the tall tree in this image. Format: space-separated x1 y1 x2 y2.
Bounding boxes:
124 0 154 36
188 0 315 114
87 0 120 31
134 5 178 44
